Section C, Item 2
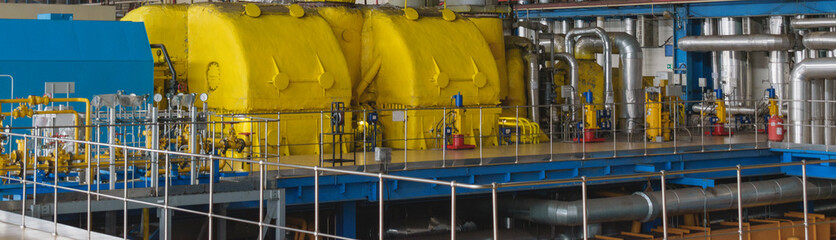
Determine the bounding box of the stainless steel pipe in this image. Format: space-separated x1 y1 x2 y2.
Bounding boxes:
690 103 764 115
507 177 836 225
789 58 836 144
803 32 836 50
573 32 643 132
566 27 613 110
791 17 836 29
678 34 795 52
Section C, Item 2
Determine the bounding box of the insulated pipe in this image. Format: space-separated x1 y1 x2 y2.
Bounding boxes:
802 32 836 50
690 103 764 115
525 53 540 122
703 19 721 90
537 34 566 54
791 18 836 29
624 18 636 36
554 53 579 115
507 177 836 226
719 18 745 107
677 34 795 52
810 53 825 144
573 32 643 132
566 28 613 109
789 58 836 144
768 16 790 101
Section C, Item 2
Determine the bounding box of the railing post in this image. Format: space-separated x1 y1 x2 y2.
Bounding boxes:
802 160 810 240
480 106 484 165
492 183 498 240
314 166 320 239
379 174 384 240
442 107 447 168
582 176 588 240
450 181 456 240
736 165 743 240
404 108 408 170
661 170 668 240
515 106 520 163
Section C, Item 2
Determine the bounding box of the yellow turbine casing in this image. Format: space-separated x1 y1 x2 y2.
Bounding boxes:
358 8 500 107
503 47 528 118
470 17 507 101
186 3 350 112
359 8 501 149
316 6 364 94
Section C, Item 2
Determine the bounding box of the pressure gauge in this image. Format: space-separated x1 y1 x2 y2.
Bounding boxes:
199 93 208 102
153 93 163 103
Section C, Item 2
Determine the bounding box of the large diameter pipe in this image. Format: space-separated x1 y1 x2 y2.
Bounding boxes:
537 34 566 54
768 16 789 101
678 34 795 52
803 32 836 50
526 53 540 122
702 19 721 89
789 58 836 144
791 18 836 29
554 53 579 120
573 32 643 132
508 177 836 225
566 27 613 107
719 18 746 107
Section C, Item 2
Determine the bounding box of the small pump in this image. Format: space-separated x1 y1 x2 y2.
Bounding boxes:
573 91 605 143
766 88 784 142
446 92 475 150
707 89 732 136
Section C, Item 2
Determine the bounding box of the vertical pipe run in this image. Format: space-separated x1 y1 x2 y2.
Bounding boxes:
768 16 789 101
526 53 540 122
624 17 637 36
719 17 746 107
108 108 116 190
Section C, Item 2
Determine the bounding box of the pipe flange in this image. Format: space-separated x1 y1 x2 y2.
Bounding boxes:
633 192 655 222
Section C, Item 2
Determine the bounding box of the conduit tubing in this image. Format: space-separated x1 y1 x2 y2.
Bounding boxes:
508 177 836 226
566 28 613 108
790 58 836 144
791 18 836 29
573 32 643 132
678 34 795 52
802 32 836 50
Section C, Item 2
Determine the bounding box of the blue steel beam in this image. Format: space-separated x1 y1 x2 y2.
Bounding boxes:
278 149 781 205
516 0 836 19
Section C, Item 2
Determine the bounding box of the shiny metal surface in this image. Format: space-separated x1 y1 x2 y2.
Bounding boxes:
719 18 746 107
768 16 790 100
802 31 836 50
624 18 636 36
573 32 643 132
791 17 836 29
526 53 540 122
789 58 836 144
690 103 763 115
507 177 836 225
554 53 578 116
537 33 565 54
678 34 794 52
566 28 613 115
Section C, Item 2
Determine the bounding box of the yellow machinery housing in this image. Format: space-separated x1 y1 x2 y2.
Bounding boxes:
124 4 354 170
358 7 502 149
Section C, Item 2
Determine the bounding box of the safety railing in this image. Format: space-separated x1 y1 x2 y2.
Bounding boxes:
0 127 833 239
0 95 831 239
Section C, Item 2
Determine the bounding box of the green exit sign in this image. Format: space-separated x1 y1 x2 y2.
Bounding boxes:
666 64 672 69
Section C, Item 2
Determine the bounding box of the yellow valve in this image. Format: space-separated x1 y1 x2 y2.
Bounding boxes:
404 8 419 21
715 99 727 124
27 95 49 106
244 3 261 18
768 98 779 117
441 9 456 22
288 4 305 18
584 104 598 129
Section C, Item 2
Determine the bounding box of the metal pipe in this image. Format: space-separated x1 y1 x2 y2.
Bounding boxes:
768 16 790 102
719 17 746 107
702 19 721 90
678 34 794 52
525 53 540 122
537 34 565 54
573 32 642 132
789 58 836 144
802 32 836 50
507 177 836 225
690 103 764 115
791 17 836 29
624 18 636 36
149 44 177 98
566 27 613 110
553 52 578 108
